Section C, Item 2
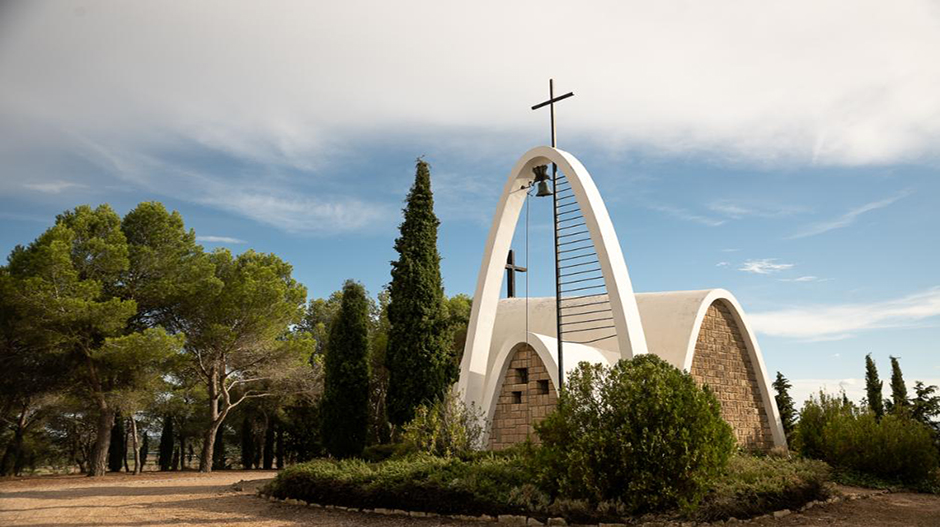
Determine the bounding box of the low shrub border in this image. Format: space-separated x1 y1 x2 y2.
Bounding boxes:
260 452 832 524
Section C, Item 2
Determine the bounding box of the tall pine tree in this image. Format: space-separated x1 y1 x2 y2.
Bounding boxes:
386 159 454 426
320 280 371 458
772 372 797 441
865 353 885 419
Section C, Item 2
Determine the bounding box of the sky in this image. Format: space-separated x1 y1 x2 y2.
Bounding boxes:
1 0 938 406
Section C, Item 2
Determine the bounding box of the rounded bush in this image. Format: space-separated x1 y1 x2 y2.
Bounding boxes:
533 355 736 513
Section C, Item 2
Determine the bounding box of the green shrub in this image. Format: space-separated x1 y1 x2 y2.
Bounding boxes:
796 392 939 485
695 454 831 521
402 389 486 458
532 356 736 514
264 453 535 516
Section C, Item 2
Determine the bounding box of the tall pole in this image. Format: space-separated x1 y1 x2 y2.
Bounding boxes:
550 79 564 392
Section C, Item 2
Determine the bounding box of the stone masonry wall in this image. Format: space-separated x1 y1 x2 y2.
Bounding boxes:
690 300 774 451
489 344 558 450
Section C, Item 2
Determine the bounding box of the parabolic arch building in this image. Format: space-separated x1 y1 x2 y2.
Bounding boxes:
456 146 787 451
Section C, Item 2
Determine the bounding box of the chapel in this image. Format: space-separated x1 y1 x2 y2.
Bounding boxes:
456 146 787 451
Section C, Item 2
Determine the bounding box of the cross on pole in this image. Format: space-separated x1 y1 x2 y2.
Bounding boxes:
505 249 527 298
531 79 574 392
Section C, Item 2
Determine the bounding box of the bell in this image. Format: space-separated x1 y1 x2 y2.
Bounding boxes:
536 179 553 197
532 165 553 197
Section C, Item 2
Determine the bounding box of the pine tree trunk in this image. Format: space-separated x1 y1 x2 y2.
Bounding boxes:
178 435 186 470
130 418 141 475
123 425 130 472
88 407 115 477
262 413 274 470
199 420 222 473
0 402 28 476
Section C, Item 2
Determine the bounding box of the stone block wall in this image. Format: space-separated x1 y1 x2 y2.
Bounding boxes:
690 300 774 451
488 344 558 450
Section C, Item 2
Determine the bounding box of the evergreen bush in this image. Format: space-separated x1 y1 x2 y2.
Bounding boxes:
796 392 939 485
402 389 486 458
533 355 736 513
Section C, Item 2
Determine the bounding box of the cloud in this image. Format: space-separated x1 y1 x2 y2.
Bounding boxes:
787 377 940 409
778 276 827 283
739 259 795 274
708 200 806 219
788 190 912 239
196 235 245 244
23 180 86 194
2 1 940 168
716 261 730 267
749 286 940 340
647 203 726 227
197 191 390 235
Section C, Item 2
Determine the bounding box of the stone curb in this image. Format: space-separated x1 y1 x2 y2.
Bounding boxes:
256 490 891 525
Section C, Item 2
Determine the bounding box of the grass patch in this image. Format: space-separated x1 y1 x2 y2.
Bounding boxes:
832 468 940 495
691 453 832 521
264 450 833 523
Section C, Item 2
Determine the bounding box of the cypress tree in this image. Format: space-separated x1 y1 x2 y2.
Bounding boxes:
772 372 797 441
320 280 371 458
386 159 454 426
158 416 175 471
240 415 255 469
889 356 909 413
865 354 885 419
108 414 126 472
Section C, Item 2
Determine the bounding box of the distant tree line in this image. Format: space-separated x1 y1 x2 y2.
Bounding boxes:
0 158 471 475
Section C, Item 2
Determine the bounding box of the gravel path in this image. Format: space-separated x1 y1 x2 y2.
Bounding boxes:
1 471 938 526
0 471 474 527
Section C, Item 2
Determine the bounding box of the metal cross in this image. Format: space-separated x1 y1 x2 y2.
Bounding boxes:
504 249 527 298
532 79 574 392
531 79 574 149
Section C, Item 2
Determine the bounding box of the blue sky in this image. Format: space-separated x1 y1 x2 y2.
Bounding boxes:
1 1 938 405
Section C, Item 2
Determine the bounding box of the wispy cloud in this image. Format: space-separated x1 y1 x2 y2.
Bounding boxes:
197 191 391 235
716 261 730 267
788 190 912 239
196 236 245 244
739 259 795 275
708 200 805 219
778 276 828 283
647 203 725 227
788 377 940 409
23 180 86 194
749 286 940 340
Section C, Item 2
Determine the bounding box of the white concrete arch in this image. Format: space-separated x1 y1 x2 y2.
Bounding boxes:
458 146 649 411
635 289 787 448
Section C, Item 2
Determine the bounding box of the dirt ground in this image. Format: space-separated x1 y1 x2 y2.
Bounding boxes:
0 471 938 527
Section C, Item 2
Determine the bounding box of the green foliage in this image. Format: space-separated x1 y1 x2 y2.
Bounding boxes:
158 415 175 471
402 389 486 458
796 392 938 485
889 356 909 414
694 453 831 521
320 280 371 459
387 159 455 426
443 294 472 365
533 356 736 514
772 372 797 442
865 354 885 419
265 453 535 517
911 381 940 434
108 414 126 472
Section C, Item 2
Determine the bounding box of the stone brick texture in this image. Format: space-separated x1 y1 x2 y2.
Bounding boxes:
690 300 774 451
489 344 558 450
